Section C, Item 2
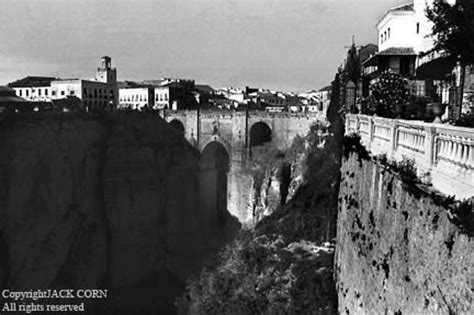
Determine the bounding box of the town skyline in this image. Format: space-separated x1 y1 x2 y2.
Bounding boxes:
2 0 409 92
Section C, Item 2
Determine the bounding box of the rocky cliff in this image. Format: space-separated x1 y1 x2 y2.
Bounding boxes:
0 112 237 314
336 151 473 314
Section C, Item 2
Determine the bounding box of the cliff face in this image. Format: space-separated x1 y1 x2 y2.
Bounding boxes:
336 152 473 314
0 112 235 314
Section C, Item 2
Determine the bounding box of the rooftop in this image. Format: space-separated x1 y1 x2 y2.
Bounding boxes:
377 47 416 56
377 2 414 27
8 76 57 88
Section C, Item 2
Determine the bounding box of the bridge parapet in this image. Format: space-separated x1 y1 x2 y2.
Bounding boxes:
346 114 474 199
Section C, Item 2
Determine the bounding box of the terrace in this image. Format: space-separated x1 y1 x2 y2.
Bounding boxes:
346 114 474 199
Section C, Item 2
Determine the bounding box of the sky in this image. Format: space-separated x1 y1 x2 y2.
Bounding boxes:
0 0 408 92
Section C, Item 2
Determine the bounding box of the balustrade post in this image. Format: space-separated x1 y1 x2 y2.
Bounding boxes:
345 114 351 134
388 119 397 159
367 116 374 151
424 125 437 168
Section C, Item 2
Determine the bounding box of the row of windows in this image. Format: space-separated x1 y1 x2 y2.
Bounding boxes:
120 95 148 102
17 88 49 97
83 88 114 96
155 94 169 101
263 98 284 105
381 22 421 44
16 87 114 99
381 27 391 43
84 100 111 108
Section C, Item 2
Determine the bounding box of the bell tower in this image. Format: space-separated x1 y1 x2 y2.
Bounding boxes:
96 56 117 84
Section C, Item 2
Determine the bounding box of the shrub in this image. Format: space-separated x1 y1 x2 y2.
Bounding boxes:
369 72 410 118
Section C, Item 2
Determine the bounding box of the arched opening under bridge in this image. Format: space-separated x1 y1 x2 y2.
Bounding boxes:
249 122 272 156
169 119 185 136
199 141 230 226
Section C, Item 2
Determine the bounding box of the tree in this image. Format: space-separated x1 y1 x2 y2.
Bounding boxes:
326 72 341 125
344 43 361 86
426 0 474 117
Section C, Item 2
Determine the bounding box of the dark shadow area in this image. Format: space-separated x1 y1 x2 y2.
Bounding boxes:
169 119 185 136
0 111 241 315
199 141 230 226
249 122 272 156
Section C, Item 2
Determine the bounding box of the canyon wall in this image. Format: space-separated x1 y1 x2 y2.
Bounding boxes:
0 112 237 314
336 152 473 314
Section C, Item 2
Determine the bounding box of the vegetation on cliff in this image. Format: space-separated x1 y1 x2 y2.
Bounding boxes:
177 74 345 314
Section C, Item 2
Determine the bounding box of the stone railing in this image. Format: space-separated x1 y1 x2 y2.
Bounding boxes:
346 114 474 199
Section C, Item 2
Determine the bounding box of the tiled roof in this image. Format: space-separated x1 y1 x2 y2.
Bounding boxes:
377 47 416 56
377 2 414 26
389 2 414 13
319 85 332 92
195 84 215 93
8 76 56 88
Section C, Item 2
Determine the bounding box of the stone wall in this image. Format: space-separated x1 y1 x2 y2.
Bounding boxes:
0 112 237 314
336 152 473 314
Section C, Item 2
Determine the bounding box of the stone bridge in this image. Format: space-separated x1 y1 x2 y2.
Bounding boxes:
162 109 326 222
163 109 325 167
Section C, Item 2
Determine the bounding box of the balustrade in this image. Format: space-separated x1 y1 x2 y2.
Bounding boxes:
346 114 474 199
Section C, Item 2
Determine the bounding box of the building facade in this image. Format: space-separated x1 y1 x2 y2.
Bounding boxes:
153 83 186 110
119 87 154 110
362 0 472 118
9 56 118 111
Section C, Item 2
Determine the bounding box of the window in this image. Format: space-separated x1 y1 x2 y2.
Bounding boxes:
416 23 420 34
70 90 75 95
18 90 22 96
61 91 65 96
38 89 42 96
380 34 383 43
45 89 48 96
83 88 87 95
388 28 390 39
52 91 56 96
26 90 29 97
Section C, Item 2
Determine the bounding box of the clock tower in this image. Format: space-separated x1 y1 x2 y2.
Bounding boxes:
96 56 117 84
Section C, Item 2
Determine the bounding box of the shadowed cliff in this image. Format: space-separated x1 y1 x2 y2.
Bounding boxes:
0 112 239 314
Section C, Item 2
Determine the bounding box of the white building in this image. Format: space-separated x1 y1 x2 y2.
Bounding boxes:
154 83 185 110
9 56 118 111
363 1 459 98
9 77 55 102
119 87 153 110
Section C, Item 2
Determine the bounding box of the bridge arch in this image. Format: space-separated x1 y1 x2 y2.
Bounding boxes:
199 140 230 225
199 136 232 156
169 119 185 135
249 121 272 148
